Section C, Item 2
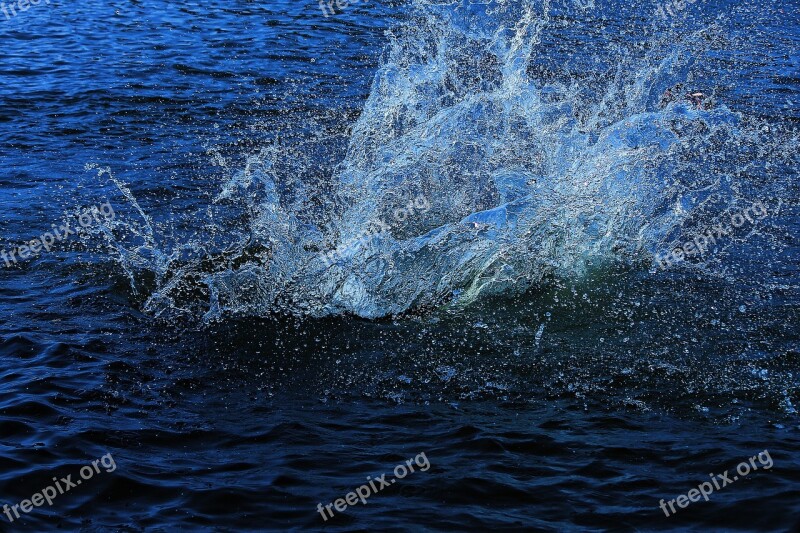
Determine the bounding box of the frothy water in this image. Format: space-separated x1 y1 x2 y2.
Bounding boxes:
3 2 799 530
97 0 796 321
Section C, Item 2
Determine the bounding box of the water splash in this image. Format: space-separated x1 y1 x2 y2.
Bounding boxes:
98 0 793 321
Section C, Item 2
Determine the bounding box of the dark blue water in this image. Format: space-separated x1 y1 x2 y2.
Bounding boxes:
1 0 799 530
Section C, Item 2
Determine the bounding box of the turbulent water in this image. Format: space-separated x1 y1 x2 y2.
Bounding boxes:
0 0 798 530
100 0 796 324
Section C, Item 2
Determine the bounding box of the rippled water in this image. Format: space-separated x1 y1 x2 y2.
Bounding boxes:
0 0 799 530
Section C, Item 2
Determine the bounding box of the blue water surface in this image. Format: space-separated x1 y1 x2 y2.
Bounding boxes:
0 0 799 531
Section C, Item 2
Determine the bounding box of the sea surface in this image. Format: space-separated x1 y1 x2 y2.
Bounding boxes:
0 0 799 531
